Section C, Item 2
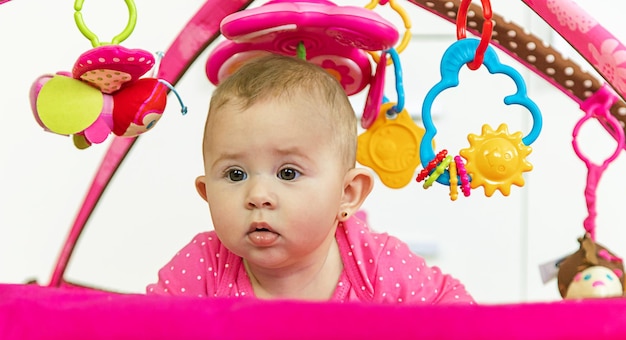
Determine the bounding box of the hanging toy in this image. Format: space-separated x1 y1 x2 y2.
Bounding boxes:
557 85 626 299
357 48 426 189
558 233 624 299
418 0 542 199
361 0 412 128
29 0 186 149
205 0 399 95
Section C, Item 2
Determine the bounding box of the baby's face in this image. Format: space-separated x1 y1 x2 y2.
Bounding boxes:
565 266 623 299
199 97 347 271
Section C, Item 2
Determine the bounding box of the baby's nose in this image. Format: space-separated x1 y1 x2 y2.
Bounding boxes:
246 178 276 209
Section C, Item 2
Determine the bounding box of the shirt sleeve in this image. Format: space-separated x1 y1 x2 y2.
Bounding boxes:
146 232 217 297
371 234 475 305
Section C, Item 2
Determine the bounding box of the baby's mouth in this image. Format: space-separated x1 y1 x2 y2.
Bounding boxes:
248 222 275 233
247 222 279 246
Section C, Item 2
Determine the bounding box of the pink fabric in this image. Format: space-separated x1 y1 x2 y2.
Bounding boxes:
147 216 474 304
522 0 626 100
3 283 626 339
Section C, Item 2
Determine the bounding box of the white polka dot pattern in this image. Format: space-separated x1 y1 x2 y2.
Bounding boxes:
146 216 474 305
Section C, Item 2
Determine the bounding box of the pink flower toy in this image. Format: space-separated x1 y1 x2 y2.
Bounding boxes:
205 0 399 96
29 0 186 149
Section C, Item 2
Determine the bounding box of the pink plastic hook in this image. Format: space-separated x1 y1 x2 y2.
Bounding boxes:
572 84 624 241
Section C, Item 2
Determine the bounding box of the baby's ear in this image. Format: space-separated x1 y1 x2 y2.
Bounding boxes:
339 168 374 218
195 176 209 201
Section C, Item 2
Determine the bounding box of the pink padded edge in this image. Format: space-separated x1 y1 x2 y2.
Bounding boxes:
2 284 626 339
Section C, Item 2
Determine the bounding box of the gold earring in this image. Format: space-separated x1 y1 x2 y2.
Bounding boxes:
341 211 348 218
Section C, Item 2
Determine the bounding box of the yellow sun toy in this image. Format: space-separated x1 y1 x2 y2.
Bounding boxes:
418 38 542 199
459 123 533 196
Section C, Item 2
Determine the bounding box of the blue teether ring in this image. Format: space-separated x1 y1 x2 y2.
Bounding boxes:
419 38 543 185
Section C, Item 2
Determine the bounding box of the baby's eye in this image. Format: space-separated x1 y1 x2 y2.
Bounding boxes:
226 169 247 182
277 167 300 181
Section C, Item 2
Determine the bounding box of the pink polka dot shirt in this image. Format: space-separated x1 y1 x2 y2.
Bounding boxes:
146 216 475 304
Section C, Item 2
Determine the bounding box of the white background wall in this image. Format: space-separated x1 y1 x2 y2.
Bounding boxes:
1 0 624 304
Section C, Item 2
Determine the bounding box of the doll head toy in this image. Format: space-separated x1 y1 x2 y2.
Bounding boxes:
557 233 625 299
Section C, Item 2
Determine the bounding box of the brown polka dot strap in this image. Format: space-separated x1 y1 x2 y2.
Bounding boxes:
409 0 626 135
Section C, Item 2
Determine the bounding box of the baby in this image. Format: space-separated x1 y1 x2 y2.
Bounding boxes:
147 53 474 304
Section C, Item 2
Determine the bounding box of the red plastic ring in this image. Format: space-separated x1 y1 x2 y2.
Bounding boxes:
456 0 493 70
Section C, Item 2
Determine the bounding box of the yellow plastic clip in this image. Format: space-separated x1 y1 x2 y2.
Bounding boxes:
365 0 411 65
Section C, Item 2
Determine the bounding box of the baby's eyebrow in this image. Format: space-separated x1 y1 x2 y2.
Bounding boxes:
209 151 244 167
209 145 314 167
272 146 304 156
271 146 315 162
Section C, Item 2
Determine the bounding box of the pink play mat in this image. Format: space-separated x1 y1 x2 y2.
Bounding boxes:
3 283 626 339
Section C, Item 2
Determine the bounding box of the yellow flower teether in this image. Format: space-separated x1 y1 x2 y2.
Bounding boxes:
357 102 425 188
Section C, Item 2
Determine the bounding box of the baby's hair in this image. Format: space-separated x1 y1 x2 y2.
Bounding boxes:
205 53 358 169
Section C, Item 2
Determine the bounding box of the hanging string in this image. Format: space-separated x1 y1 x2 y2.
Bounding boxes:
158 79 188 115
